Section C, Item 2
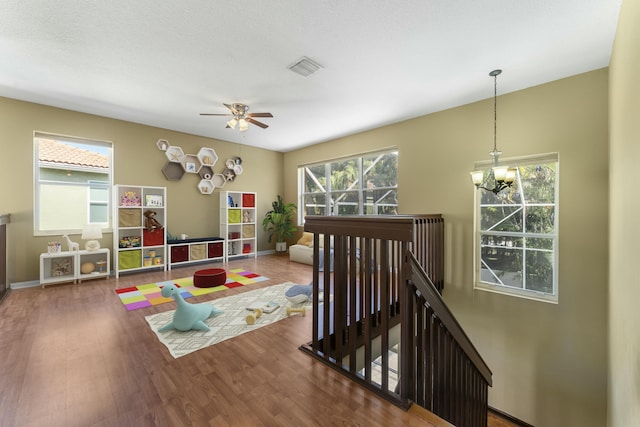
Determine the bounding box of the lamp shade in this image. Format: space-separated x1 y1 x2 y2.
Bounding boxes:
82 225 103 251
470 171 484 186
492 166 509 182
227 118 238 129
238 119 249 132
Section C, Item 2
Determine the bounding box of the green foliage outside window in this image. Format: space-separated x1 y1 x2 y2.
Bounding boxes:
300 150 398 219
477 159 558 299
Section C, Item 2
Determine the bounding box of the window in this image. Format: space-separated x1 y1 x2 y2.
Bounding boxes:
473 153 559 303
34 132 113 235
298 149 398 222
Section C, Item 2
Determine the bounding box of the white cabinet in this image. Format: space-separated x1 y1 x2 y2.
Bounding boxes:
113 185 167 277
220 191 257 260
40 248 110 288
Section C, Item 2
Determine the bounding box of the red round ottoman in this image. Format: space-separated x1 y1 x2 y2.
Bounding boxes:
193 268 226 288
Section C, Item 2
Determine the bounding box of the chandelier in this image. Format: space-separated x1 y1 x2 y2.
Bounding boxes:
470 69 517 194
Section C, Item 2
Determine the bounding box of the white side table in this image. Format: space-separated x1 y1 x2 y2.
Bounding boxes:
40 251 76 288
40 248 111 288
77 249 110 283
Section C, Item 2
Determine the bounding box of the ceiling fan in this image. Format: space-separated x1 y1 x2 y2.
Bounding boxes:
200 103 273 131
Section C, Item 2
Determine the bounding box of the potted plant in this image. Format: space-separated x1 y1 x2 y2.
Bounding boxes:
262 195 297 253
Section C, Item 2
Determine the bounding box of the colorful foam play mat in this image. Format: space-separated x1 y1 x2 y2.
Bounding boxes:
115 269 269 311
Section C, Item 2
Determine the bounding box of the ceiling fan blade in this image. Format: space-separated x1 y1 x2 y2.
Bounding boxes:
247 112 273 118
247 118 269 129
200 113 232 116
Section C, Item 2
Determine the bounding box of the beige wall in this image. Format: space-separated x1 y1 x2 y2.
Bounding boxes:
285 69 609 426
609 0 640 425
0 97 284 284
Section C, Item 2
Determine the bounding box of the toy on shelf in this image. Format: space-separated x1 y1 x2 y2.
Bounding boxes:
62 234 79 252
157 284 222 332
47 241 62 253
120 191 141 206
144 210 163 231
119 236 141 248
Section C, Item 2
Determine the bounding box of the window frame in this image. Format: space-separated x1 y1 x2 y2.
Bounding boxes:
472 152 559 303
87 179 111 225
297 148 398 224
34 131 113 236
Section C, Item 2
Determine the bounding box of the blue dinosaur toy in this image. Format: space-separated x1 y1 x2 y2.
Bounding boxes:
157 283 222 332
285 283 313 304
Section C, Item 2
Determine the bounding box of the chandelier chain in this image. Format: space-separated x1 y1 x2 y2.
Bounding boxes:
493 72 498 153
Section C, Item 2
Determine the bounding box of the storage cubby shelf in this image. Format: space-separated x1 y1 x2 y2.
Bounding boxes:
220 191 257 260
168 238 224 269
113 185 167 277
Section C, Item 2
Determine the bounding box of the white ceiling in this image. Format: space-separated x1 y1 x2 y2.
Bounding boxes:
0 0 622 152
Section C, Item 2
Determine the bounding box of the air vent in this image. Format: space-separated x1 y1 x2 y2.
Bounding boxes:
288 56 323 77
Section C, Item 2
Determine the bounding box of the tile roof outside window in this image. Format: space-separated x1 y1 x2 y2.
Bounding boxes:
38 139 108 169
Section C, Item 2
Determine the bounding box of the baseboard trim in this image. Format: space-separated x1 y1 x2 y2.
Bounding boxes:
10 280 40 289
489 406 534 427
12 251 276 290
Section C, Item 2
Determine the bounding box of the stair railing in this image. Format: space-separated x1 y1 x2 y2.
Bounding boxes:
299 214 491 427
402 251 492 426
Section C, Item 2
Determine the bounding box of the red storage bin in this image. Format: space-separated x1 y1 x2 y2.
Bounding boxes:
143 229 164 246
208 242 223 258
171 245 188 263
242 193 255 207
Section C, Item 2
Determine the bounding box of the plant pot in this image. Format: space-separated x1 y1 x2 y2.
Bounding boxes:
275 241 287 253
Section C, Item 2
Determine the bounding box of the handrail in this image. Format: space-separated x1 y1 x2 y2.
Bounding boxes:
406 251 492 385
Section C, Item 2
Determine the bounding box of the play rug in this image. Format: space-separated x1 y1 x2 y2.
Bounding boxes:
115 269 269 311
145 282 311 358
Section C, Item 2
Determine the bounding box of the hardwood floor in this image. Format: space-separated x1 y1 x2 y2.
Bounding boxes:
0 254 517 427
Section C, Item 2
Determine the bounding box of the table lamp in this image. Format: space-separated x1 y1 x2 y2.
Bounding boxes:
82 225 103 251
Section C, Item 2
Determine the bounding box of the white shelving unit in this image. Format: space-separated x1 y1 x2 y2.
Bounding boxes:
220 191 257 260
40 248 110 288
113 185 167 277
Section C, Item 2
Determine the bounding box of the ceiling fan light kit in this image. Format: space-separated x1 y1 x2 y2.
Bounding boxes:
201 103 273 132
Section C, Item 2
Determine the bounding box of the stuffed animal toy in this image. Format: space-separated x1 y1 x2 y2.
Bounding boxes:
157 284 223 332
144 210 163 231
285 283 313 304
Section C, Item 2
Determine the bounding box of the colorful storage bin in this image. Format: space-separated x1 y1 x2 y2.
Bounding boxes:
119 250 141 270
